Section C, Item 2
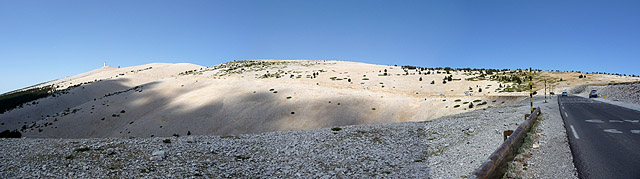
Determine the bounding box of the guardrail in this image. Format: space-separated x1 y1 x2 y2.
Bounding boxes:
472 107 542 179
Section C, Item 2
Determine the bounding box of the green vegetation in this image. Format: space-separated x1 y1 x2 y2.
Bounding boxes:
371 108 376 110
454 105 460 108
65 154 75 160
473 99 482 103
0 130 21 138
454 99 461 102
0 85 55 114
463 102 469 104
235 155 251 160
286 96 292 99
163 139 171 143
362 78 369 80
74 147 90 152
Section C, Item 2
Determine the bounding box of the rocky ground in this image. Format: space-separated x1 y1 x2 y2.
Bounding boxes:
1 96 580 178
572 83 640 106
1 122 430 178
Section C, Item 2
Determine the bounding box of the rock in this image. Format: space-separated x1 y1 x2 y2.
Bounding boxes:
186 136 196 143
150 156 163 161
532 143 539 149
151 150 167 161
106 148 116 155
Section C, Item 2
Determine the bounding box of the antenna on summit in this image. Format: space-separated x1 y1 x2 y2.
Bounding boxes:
104 61 107 67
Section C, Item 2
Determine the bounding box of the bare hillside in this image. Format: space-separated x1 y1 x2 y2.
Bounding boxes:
1 60 637 138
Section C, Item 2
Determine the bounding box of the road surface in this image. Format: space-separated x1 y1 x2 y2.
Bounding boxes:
559 95 640 178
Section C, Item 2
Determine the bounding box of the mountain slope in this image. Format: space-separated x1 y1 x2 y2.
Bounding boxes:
1 60 637 138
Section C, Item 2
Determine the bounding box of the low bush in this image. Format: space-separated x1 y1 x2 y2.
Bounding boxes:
0 130 21 138
163 139 171 143
331 127 342 131
74 147 90 152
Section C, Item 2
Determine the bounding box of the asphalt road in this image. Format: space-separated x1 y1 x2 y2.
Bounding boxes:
559 95 640 179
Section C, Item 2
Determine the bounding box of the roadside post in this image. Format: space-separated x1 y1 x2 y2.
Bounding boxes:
544 80 547 103
529 67 533 113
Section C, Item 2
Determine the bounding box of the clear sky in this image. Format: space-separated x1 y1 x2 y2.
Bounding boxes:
1 0 639 93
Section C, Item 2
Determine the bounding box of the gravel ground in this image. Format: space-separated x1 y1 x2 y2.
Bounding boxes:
1 96 574 178
505 96 578 178
0 122 429 178
424 96 557 178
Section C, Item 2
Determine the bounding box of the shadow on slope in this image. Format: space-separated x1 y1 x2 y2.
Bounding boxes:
25 78 387 138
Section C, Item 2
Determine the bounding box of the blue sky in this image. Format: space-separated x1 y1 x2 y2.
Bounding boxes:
1 0 639 93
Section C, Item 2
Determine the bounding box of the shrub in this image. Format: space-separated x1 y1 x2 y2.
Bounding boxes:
65 154 75 160
187 131 191 135
74 147 90 152
419 77 422 81
0 85 56 114
163 139 171 143
0 130 21 138
362 78 369 80
286 96 292 99
454 105 460 108
473 99 482 103
331 127 342 131
469 102 474 108
454 99 461 102
431 80 435 84
371 108 376 110
120 110 125 113
172 133 180 137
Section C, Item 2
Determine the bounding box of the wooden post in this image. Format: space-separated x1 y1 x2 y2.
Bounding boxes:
529 67 533 114
544 80 547 103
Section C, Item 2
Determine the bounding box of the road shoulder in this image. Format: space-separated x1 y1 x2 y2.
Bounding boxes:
505 97 578 178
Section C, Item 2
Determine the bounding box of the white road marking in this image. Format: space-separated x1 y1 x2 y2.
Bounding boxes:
631 130 640 134
585 120 604 123
564 112 569 117
625 120 639 123
570 125 580 139
610 120 623 123
604 129 623 134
